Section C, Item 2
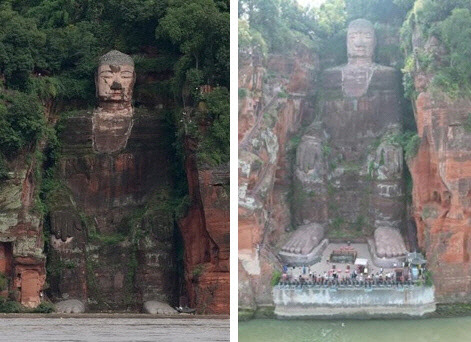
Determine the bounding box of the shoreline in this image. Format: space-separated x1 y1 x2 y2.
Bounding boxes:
239 303 471 321
0 312 229 319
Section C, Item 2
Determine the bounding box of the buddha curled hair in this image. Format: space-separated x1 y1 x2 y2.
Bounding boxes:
98 50 134 66
348 19 375 32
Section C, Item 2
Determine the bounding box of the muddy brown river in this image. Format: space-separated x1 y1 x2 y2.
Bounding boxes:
0 317 229 341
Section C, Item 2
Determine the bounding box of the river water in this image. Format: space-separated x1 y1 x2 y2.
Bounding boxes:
239 317 471 342
0 318 229 342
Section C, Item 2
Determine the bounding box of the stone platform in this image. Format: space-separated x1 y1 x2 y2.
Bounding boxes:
273 285 436 319
285 242 398 279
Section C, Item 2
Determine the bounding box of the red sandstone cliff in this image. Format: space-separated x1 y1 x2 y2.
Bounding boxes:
179 137 229 314
0 153 45 308
408 36 471 302
238 47 318 309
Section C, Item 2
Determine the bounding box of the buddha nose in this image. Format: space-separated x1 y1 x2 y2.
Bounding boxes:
110 81 122 90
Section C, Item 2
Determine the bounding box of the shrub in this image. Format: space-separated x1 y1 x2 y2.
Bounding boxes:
33 301 55 313
464 114 471 132
271 270 282 287
404 133 421 160
192 264 205 282
0 91 45 158
424 270 434 287
196 87 229 166
0 272 7 291
0 298 22 313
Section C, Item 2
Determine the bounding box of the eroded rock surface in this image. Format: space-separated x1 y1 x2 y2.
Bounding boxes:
55 299 85 313
48 51 177 310
408 33 471 302
291 19 407 262
0 157 46 308
143 300 177 315
179 153 230 314
238 42 318 309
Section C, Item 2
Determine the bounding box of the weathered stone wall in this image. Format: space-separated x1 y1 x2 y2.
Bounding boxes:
293 65 406 237
238 46 318 309
273 285 435 318
0 155 46 308
48 108 177 310
179 153 230 314
408 34 471 303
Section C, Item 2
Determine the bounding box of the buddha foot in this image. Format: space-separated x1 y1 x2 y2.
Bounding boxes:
374 227 407 258
281 223 325 255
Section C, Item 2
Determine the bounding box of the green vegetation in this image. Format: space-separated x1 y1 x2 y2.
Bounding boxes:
194 87 230 166
0 298 23 313
33 301 55 313
434 303 471 317
88 232 126 245
0 297 54 313
0 91 46 165
239 0 318 53
0 0 229 172
192 263 206 283
239 88 248 99
351 215 366 232
423 270 433 287
464 113 471 132
401 0 471 98
331 216 345 229
239 308 256 321
270 270 281 287
0 272 8 291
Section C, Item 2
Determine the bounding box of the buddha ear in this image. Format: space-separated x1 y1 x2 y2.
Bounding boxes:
95 71 98 98
130 70 136 89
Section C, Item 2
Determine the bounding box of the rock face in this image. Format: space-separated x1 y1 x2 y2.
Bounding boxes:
238 43 318 308
238 20 411 311
408 35 471 302
48 108 177 309
0 156 46 308
55 299 85 313
179 146 230 314
288 19 408 264
143 300 177 315
47 51 177 310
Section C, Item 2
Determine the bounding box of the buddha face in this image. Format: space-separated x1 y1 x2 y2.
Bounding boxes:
96 64 135 103
347 22 375 62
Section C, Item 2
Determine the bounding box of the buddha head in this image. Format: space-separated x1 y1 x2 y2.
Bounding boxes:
96 50 135 104
347 19 376 64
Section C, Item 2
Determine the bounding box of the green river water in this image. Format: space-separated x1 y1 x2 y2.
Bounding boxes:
239 317 471 342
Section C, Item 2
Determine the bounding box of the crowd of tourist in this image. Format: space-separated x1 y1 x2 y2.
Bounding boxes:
278 263 427 288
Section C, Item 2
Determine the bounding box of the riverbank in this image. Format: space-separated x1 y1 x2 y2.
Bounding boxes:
431 303 471 318
239 303 471 321
0 312 229 319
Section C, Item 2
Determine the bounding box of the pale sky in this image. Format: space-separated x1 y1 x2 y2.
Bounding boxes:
296 0 328 8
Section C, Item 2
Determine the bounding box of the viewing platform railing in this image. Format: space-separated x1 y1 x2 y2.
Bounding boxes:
276 279 425 289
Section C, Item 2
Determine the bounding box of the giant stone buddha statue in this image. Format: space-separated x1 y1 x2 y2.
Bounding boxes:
93 50 136 153
280 19 408 266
